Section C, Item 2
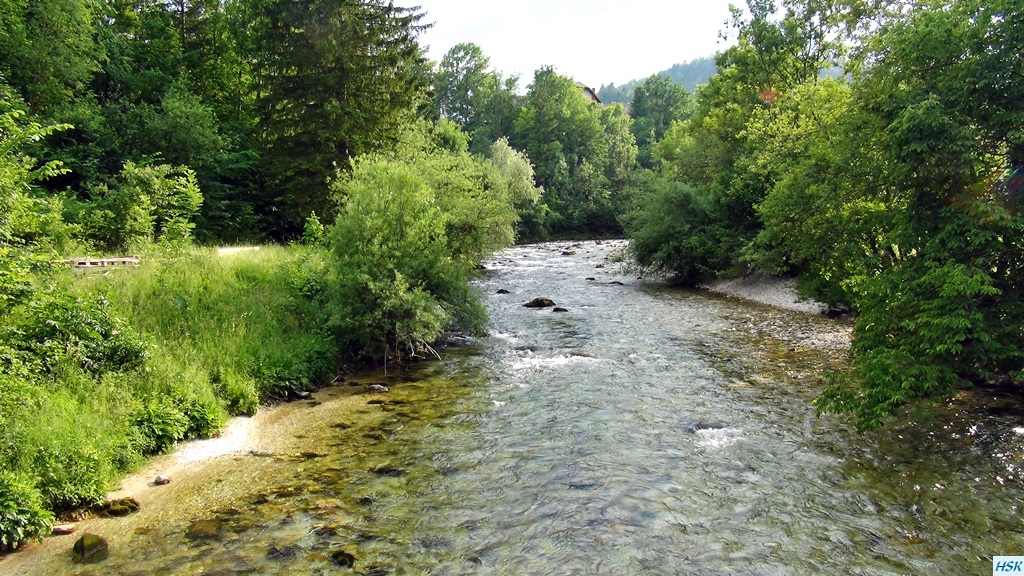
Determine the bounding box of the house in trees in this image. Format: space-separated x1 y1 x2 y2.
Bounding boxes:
575 82 602 104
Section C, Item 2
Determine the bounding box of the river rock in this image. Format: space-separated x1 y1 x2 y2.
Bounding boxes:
585 277 595 281
367 384 389 394
595 264 605 269
186 519 223 541
823 302 851 317
154 475 171 486
102 497 140 517
523 297 556 308
52 523 77 535
330 549 356 568
553 307 569 313
561 250 577 256
72 533 109 563
291 390 312 400
496 289 511 294
267 545 296 560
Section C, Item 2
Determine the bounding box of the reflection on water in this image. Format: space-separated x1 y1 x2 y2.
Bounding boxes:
5 240 1023 575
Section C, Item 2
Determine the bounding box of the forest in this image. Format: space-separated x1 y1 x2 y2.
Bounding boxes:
1 0 1022 553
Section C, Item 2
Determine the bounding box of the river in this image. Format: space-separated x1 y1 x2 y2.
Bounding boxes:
4 240 1023 575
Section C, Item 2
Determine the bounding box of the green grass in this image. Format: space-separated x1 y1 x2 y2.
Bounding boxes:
0 245 339 548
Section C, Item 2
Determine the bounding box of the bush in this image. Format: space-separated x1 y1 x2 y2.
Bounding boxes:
131 398 190 455
12 283 148 375
76 162 203 252
623 176 745 284
0 471 53 552
327 159 459 361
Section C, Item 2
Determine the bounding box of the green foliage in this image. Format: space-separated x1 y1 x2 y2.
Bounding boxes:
0 0 100 114
242 0 428 235
740 79 898 304
430 43 521 155
9 284 148 375
302 212 326 246
330 154 461 349
77 161 203 252
624 174 745 284
325 121 522 362
512 68 638 238
487 138 546 239
0 88 73 250
629 75 690 168
328 159 457 361
0 471 53 552
819 203 1024 429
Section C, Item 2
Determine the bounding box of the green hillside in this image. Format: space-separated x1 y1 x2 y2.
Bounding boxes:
598 56 717 103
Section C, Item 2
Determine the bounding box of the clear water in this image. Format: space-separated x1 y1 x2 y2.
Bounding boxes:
6 241 1023 575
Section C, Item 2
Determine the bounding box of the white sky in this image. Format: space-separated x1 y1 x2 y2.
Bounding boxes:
410 0 739 88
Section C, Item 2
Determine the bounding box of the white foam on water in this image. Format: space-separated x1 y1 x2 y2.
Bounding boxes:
509 354 607 372
695 427 745 450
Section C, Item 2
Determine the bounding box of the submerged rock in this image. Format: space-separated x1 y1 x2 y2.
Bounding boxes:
523 297 556 308
72 533 109 563
496 289 511 294
186 519 224 541
267 545 296 560
561 250 577 256
553 307 569 313
330 549 356 568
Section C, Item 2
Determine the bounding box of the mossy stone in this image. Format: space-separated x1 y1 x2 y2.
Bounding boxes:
72 533 109 563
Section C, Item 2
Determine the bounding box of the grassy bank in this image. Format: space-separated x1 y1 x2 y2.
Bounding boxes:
1 119 530 552
0 246 339 551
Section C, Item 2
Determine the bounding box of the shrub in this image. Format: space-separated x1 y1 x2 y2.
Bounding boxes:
327 159 457 361
131 397 190 455
623 176 744 284
0 471 53 552
13 284 148 375
78 162 203 252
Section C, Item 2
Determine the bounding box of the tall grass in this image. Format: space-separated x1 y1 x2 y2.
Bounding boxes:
0 245 338 546
87 245 337 412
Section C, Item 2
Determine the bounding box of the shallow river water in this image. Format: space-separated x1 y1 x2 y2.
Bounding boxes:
4 240 1024 575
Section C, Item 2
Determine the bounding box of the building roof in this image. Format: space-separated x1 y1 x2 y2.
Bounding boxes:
575 82 602 104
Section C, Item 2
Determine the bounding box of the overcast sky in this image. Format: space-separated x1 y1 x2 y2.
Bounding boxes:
410 0 739 88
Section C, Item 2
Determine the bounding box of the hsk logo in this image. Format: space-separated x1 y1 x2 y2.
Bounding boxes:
995 557 1024 574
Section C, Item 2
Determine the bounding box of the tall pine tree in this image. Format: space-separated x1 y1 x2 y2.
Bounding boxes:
239 0 428 236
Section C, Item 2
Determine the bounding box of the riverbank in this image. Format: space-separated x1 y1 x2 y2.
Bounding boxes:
0 377 392 575
701 275 826 314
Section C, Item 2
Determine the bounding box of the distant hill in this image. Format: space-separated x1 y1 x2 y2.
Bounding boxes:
598 56 717 104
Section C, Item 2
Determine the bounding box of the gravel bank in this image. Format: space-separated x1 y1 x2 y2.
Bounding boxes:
701 275 827 314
